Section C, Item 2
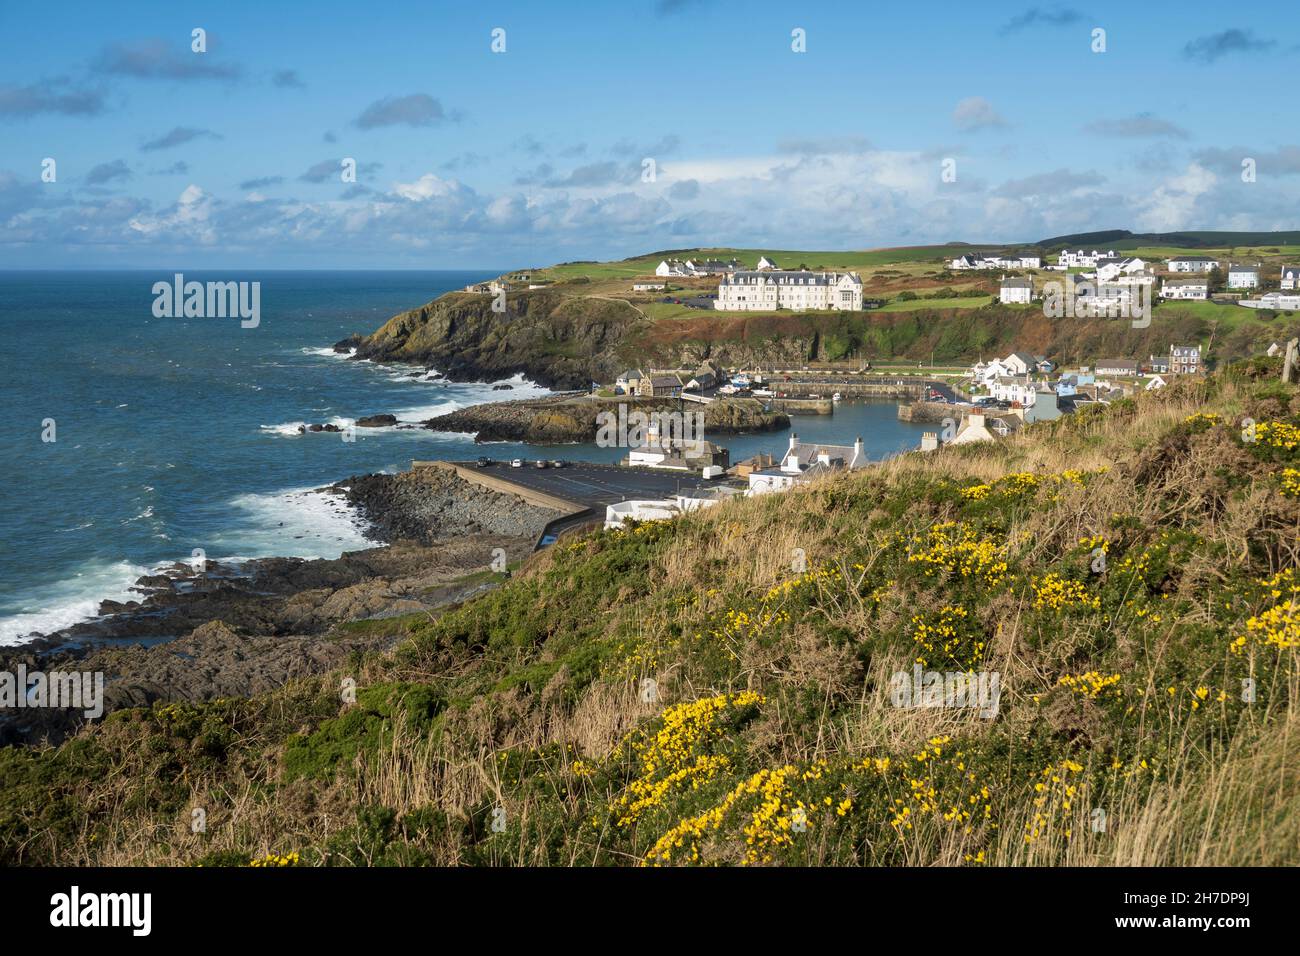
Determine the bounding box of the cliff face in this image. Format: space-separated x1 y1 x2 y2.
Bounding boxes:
347 287 1300 388
344 290 647 390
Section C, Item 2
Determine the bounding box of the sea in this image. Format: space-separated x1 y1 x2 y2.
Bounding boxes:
0 270 930 646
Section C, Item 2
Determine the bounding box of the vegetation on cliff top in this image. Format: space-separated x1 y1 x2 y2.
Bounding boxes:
343 245 1300 389
2 358 1296 866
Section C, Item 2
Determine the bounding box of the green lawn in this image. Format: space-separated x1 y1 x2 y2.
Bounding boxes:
877 295 993 312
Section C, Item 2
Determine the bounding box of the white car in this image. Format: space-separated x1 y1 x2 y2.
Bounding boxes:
511 458 523 468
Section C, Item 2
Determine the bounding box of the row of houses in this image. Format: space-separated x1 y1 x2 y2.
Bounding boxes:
972 347 1200 398
614 364 721 396
603 431 875 528
949 252 1043 270
654 257 745 277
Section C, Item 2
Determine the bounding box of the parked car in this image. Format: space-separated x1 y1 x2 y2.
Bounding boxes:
475 457 492 467
550 460 565 468
511 458 523 468
534 459 549 468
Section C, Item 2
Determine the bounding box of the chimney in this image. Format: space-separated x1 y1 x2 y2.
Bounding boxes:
920 432 939 452
969 412 985 428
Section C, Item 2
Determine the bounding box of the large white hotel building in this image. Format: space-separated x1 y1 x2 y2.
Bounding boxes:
715 267 864 311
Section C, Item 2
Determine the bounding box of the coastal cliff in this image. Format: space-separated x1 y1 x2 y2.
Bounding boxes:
342 284 1299 390
340 289 646 390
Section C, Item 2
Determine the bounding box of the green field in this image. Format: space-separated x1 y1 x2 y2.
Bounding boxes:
538 245 984 281
877 295 993 312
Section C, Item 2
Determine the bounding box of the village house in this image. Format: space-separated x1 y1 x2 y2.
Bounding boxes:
1094 257 1147 281
684 366 718 391
990 375 1039 406
999 276 1034 304
1146 375 1168 391
1167 255 1219 273
637 373 682 397
950 412 997 445
615 369 647 393
1161 278 1208 300
1095 358 1139 377
1170 344 1201 375
632 280 667 291
716 269 864 311
1020 386 1061 423
655 259 689 277
1146 354 1170 374
1227 264 1261 289
755 256 779 271
1002 351 1037 376
748 434 869 494
1281 266 1300 290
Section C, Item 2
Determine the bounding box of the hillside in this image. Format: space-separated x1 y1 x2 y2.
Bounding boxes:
1037 228 1300 252
3 360 1296 866
341 278 1300 390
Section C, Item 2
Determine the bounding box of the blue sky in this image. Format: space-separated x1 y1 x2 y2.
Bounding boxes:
1 0 1297 269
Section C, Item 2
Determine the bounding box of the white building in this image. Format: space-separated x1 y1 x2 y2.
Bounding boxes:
655 259 688 277
990 376 1037 406
1095 257 1147 282
1227 264 1261 289
1145 375 1167 391
632 280 667 291
999 276 1034 304
755 256 779 271
950 412 997 446
1058 248 1117 268
951 253 1040 270
716 270 863 311
747 433 868 494
1161 278 1208 300
1095 359 1139 377
1280 266 1300 290
1238 293 1300 311
1002 351 1037 376
1167 256 1219 273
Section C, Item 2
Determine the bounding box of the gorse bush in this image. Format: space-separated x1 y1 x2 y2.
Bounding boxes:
1 375 1297 866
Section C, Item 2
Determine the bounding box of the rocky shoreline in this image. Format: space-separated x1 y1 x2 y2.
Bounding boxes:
424 393 791 443
0 468 561 747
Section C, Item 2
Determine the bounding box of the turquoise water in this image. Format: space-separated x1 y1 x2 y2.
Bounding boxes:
0 271 928 645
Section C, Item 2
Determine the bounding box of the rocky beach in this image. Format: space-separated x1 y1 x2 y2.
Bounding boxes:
0 467 561 746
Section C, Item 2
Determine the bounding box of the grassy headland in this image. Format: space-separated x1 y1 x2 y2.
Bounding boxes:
3 359 1296 866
